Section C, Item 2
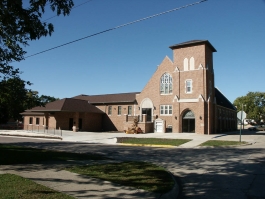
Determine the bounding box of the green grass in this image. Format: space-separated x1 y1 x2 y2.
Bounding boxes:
200 140 247 146
0 144 107 165
117 137 191 146
66 161 174 193
0 144 174 194
0 174 74 199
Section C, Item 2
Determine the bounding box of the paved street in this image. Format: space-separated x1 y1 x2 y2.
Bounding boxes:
0 130 265 199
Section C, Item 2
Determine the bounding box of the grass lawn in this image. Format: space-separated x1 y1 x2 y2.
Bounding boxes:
0 173 74 199
0 144 107 165
117 137 191 146
199 140 247 146
0 144 174 194
66 161 174 193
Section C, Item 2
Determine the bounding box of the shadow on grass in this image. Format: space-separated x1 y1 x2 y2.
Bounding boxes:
0 144 108 165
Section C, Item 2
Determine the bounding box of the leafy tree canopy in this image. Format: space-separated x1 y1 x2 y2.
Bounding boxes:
0 0 74 80
0 77 58 123
233 92 265 123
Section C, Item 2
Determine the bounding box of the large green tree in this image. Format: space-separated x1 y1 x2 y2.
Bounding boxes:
0 0 74 80
233 92 265 123
0 0 73 123
0 77 58 123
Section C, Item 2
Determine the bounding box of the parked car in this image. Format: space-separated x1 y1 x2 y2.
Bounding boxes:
248 125 265 131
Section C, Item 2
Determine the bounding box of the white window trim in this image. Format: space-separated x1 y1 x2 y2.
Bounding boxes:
185 79 192 94
128 106 132 116
160 105 173 116
160 73 173 95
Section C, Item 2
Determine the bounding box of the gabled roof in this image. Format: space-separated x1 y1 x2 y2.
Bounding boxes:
215 88 236 110
24 98 104 114
20 112 45 116
73 92 140 104
169 40 217 52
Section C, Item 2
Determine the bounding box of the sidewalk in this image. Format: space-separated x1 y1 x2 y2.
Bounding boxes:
0 163 161 199
0 129 264 148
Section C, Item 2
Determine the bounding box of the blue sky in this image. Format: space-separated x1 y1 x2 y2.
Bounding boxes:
15 0 265 103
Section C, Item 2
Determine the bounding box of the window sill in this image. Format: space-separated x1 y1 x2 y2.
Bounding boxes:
160 94 173 96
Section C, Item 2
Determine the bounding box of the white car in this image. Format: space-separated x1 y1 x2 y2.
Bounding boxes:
248 125 265 131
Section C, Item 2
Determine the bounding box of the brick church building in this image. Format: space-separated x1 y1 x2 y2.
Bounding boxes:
22 40 237 134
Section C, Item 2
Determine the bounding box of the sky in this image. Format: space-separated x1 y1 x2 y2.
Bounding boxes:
14 0 265 103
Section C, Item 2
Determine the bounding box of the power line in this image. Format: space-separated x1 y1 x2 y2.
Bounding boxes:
25 0 208 59
43 0 93 22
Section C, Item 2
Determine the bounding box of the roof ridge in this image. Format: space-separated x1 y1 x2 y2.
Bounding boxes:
77 92 140 97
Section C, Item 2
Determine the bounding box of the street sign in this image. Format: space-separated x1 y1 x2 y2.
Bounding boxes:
237 111 246 121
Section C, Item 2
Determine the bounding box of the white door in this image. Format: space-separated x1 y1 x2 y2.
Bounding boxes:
156 122 163 133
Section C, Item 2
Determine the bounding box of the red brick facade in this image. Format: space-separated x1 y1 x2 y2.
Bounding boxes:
22 40 237 134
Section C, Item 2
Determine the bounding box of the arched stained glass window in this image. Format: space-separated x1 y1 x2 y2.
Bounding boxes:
183 110 195 119
160 73 172 94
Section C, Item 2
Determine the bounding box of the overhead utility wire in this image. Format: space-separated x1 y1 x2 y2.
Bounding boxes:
43 0 93 22
25 0 208 59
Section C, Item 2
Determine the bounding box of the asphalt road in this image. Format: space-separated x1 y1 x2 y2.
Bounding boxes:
0 136 265 199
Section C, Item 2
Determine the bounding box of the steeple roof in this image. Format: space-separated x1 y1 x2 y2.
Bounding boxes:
169 40 217 52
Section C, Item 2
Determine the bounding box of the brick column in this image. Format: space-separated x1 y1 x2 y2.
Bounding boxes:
142 114 147 122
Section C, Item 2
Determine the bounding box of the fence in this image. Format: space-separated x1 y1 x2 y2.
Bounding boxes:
25 125 62 137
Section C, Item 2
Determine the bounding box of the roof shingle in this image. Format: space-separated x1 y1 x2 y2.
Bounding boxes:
73 92 139 104
26 98 104 113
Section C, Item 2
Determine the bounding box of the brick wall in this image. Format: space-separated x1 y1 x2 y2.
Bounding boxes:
136 43 217 134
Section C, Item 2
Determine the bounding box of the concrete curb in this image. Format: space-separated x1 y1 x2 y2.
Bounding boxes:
0 133 62 140
118 143 176 148
158 171 179 199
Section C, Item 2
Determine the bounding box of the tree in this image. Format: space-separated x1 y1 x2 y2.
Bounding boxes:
233 92 265 123
0 0 74 80
0 77 59 123
38 95 59 105
0 77 29 123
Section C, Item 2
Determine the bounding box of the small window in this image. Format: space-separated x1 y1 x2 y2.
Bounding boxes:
118 106 122 115
169 106 172 114
108 106 112 115
29 117 33 124
128 106 132 115
160 106 164 115
36 118 40 125
160 105 172 115
186 80 192 93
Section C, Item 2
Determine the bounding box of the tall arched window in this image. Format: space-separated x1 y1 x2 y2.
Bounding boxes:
160 73 172 94
190 57 194 70
184 58 188 71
